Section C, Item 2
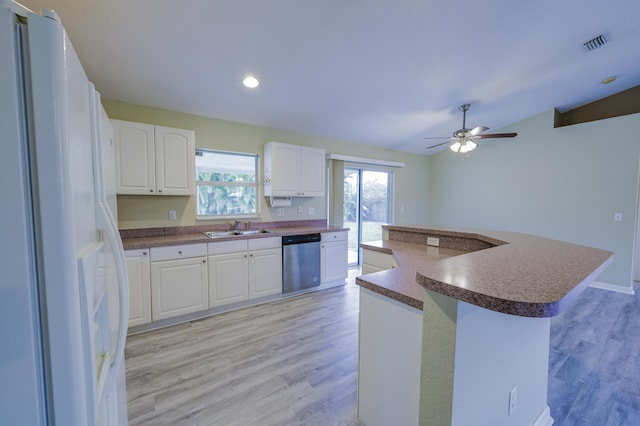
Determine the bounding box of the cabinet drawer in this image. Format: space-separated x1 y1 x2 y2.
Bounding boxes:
150 243 207 262
208 239 248 255
248 236 281 251
322 231 347 242
362 249 395 271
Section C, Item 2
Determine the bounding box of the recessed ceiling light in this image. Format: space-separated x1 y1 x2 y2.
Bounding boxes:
243 76 259 88
601 75 617 85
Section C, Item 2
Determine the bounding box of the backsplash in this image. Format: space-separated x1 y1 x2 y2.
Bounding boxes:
119 219 328 239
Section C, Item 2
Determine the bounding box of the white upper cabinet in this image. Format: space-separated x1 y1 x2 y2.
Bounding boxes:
264 141 325 197
112 119 195 196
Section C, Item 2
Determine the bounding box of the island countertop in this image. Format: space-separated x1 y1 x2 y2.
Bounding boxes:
356 225 613 317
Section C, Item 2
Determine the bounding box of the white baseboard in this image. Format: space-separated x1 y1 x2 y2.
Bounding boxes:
533 405 554 426
590 281 635 295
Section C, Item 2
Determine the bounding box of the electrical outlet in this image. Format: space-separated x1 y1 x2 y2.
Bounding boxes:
168 210 176 221
298 205 303 214
427 237 440 246
508 386 518 415
308 207 315 215
277 208 284 217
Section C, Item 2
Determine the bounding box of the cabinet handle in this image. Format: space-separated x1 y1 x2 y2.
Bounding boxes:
202 259 206 263
149 189 153 193
244 254 247 258
142 251 147 256
249 253 253 257
178 250 182 255
158 189 163 193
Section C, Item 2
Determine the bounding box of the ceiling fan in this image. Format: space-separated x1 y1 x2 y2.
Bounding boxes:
424 104 517 153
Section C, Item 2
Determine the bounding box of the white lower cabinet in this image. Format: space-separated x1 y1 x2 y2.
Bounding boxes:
249 247 282 298
208 237 282 307
150 244 208 321
125 249 151 327
361 248 397 275
208 250 249 307
321 231 348 284
358 287 422 426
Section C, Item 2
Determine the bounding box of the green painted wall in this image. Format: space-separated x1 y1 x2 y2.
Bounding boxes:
428 109 640 290
102 100 430 229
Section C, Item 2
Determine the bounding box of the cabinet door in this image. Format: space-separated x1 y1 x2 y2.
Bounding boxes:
208 252 249 306
265 142 301 196
300 146 326 196
249 248 282 298
125 249 151 327
112 120 155 194
154 126 195 196
151 257 208 321
322 241 348 283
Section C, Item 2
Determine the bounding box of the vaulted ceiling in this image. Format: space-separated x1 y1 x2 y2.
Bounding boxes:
18 0 640 154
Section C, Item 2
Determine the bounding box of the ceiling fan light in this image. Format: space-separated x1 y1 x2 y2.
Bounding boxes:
457 140 477 154
242 75 259 88
450 141 462 152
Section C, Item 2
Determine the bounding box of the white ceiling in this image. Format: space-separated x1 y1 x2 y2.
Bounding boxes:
18 0 640 154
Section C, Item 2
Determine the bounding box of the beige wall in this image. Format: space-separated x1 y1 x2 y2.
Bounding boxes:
103 100 430 229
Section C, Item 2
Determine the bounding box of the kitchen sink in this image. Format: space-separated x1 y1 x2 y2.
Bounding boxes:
203 229 272 238
203 231 235 238
236 229 272 235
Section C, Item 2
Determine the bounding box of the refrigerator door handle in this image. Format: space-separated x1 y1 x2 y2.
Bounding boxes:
96 201 129 375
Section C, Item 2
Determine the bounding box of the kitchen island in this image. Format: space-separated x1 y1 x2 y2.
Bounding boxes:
356 224 613 426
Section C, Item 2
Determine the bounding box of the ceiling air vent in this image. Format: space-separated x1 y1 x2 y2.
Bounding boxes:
583 33 608 52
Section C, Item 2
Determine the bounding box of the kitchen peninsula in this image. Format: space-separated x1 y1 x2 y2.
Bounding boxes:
356 224 613 426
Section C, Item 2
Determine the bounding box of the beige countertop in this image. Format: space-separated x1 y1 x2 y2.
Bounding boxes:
121 223 347 251
357 225 613 317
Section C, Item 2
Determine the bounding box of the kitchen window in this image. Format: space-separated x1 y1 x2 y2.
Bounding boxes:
196 149 258 218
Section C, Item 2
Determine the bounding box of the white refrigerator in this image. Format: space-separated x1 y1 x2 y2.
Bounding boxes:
0 1 129 425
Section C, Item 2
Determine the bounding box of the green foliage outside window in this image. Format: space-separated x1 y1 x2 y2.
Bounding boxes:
196 150 258 217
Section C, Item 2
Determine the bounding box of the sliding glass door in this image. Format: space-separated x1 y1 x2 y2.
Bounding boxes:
344 167 391 267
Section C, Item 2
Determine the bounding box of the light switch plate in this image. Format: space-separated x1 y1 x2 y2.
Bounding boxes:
427 237 440 246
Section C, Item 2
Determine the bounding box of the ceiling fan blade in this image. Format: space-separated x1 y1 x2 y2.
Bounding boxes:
425 140 454 149
423 136 450 140
473 132 517 139
468 126 489 136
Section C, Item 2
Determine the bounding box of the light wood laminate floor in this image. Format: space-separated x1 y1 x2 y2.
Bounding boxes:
125 280 361 426
126 273 640 426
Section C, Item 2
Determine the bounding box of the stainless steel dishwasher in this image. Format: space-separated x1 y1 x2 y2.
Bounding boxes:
282 233 321 293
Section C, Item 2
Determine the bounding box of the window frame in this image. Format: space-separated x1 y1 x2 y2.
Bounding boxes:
195 148 260 220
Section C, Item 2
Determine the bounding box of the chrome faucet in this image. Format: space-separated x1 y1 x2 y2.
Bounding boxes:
233 220 241 230
247 221 252 230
